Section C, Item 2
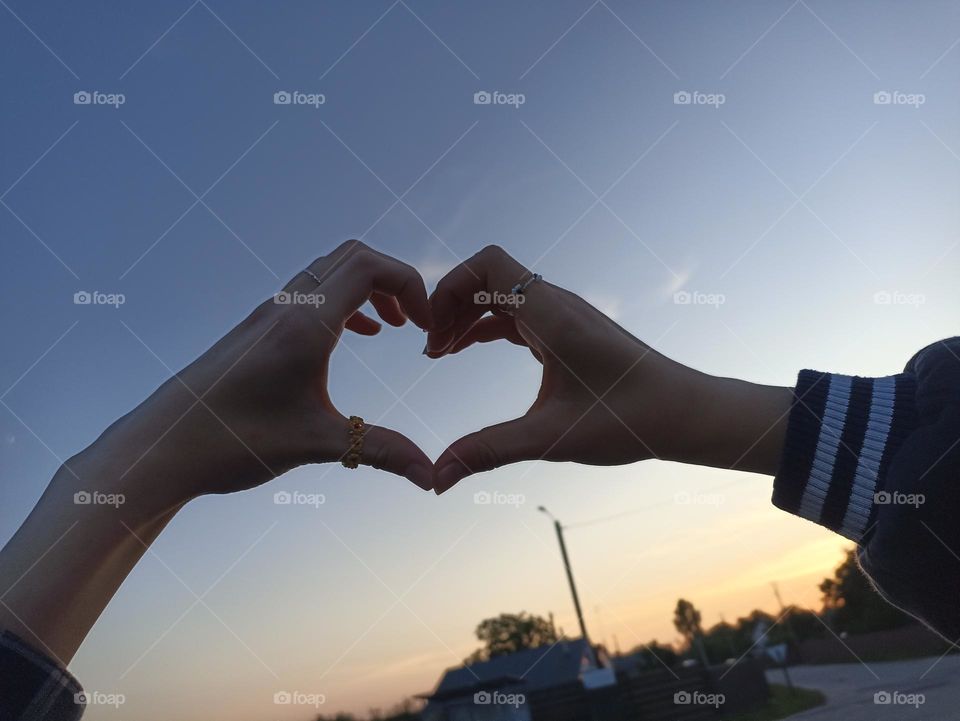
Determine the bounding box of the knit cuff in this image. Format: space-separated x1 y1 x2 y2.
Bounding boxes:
772 369 917 542
0 631 85 721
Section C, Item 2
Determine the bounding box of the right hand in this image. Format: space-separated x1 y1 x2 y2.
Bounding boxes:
425 246 691 493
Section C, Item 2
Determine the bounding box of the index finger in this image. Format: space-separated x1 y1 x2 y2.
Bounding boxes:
427 245 534 353
429 246 528 330
323 243 433 331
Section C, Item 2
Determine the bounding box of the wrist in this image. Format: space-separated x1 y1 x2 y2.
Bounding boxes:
64 440 188 525
74 373 233 509
651 363 792 474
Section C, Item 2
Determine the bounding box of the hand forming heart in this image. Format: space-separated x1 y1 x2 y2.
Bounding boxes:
2 239 791 665
86 240 786 516
425 245 684 493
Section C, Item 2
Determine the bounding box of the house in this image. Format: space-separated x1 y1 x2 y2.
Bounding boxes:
420 639 613 721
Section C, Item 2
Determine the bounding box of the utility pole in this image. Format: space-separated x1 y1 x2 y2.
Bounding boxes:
539 507 594 664
770 583 797 689
772 582 799 646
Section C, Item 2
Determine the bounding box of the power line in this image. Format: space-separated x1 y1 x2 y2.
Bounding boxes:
563 477 755 530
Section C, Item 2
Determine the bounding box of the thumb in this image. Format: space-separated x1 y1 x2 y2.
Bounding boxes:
360 424 434 491
433 412 547 495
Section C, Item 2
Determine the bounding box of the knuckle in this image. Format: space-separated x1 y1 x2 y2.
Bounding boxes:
332 239 370 266
469 435 502 473
366 428 392 471
391 259 418 287
347 246 376 269
480 244 505 260
337 238 365 254
434 274 458 298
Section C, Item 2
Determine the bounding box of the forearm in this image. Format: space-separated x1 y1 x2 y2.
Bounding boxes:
649 359 793 476
0 448 184 664
0 377 204 665
0 245 438 666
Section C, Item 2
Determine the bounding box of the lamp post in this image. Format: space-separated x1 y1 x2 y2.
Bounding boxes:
538 506 593 660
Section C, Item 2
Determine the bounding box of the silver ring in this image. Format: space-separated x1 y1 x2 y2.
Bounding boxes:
511 273 542 296
303 268 322 286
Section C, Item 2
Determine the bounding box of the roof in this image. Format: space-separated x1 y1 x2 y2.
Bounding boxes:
611 651 648 673
428 639 590 699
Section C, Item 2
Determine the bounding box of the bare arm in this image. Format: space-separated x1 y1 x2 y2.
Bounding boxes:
0 241 435 664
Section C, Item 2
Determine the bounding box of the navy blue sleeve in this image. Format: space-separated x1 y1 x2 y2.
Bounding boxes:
0 632 84 721
772 337 960 640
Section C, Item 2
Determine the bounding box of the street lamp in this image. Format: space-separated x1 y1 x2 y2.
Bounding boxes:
538 506 592 658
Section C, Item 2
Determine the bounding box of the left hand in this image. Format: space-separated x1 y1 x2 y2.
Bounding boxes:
80 240 435 510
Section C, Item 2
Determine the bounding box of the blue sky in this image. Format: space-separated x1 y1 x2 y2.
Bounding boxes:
1 1 958 719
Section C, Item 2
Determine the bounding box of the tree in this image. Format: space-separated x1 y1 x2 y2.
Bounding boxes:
701 621 741 661
673 599 703 641
785 606 825 642
673 599 710 666
819 548 911 633
466 612 560 663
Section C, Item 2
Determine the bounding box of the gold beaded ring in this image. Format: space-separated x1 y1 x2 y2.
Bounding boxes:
342 415 366 469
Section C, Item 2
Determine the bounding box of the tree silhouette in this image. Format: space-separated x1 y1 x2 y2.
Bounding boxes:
465 612 560 663
673 599 710 666
673 599 703 641
820 548 911 633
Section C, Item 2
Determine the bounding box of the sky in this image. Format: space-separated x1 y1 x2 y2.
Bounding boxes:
1 1 958 719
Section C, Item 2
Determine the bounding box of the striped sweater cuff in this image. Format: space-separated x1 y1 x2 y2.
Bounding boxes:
772 369 917 542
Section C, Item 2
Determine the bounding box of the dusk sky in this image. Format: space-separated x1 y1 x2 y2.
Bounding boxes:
1 1 958 719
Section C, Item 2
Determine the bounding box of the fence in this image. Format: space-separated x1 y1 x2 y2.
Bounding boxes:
526 660 768 721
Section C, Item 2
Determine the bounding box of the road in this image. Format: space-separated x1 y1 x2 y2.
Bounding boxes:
764 654 960 720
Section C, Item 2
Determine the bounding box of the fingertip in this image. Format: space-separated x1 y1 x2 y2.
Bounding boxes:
402 285 434 333
434 457 468 494
428 295 455 334
406 307 433 333
345 313 383 336
403 462 434 491
423 343 445 359
424 331 447 356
